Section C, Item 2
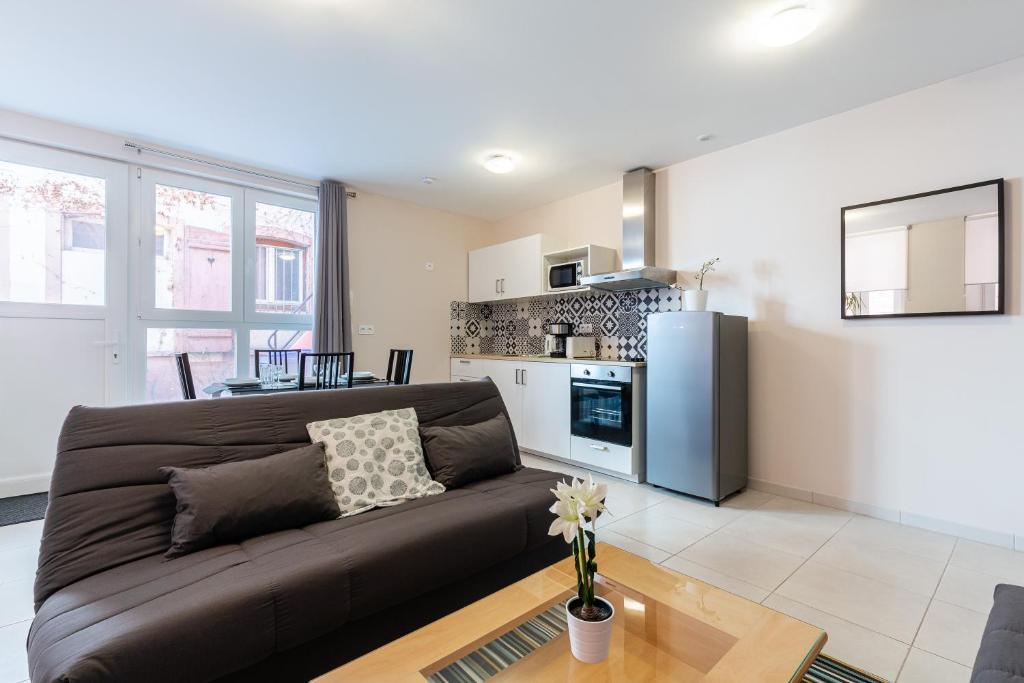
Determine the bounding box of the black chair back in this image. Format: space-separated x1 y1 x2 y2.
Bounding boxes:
253 348 303 377
386 349 414 385
299 352 354 390
174 353 197 400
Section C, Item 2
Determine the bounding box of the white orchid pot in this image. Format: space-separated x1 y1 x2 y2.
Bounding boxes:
684 289 709 312
566 597 615 663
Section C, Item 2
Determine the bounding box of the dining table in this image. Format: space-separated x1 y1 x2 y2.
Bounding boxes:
202 378 392 397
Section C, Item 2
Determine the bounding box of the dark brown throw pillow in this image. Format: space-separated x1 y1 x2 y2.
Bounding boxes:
420 413 518 489
160 443 339 558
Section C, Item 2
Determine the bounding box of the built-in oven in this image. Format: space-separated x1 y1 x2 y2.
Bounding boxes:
548 260 584 290
570 364 632 447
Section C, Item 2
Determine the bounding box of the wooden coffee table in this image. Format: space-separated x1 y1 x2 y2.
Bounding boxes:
315 544 826 682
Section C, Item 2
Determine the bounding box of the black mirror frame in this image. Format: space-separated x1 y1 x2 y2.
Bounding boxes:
840 178 1005 319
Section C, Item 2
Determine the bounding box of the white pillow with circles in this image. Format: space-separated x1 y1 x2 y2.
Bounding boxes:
306 407 444 517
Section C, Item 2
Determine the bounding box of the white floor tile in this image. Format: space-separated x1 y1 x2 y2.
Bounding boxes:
934 565 1003 614
645 496 753 531
0 547 37 585
722 510 841 558
0 522 43 553
600 529 670 564
752 497 853 534
0 580 33 630
775 560 931 642
677 530 805 591
949 539 1024 585
0 620 30 683
813 533 947 597
836 515 956 563
913 600 988 667
602 509 710 554
763 593 909 682
897 648 972 683
661 555 769 603
720 488 775 510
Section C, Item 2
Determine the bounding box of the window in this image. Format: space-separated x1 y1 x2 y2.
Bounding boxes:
137 172 316 401
145 327 236 402
254 202 314 315
0 159 106 305
153 184 232 312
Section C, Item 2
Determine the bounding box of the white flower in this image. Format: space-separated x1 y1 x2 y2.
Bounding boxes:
548 496 582 543
574 474 608 520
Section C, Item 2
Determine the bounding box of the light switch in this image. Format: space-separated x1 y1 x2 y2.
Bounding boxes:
358 325 375 335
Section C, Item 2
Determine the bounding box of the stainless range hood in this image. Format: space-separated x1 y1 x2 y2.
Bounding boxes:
581 168 676 291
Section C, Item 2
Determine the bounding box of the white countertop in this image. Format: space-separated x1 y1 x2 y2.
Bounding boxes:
451 353 646 368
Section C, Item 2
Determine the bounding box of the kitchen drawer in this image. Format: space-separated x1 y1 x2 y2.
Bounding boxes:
570 435 634 476
450 357 483 378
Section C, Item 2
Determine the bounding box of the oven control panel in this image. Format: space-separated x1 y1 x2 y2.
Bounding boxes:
569 364 632 383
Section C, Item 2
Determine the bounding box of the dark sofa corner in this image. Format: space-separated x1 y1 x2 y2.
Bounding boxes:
971 583 1024 683
28 379 572 683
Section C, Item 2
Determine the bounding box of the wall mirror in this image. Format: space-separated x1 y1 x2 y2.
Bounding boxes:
841 179 1004 318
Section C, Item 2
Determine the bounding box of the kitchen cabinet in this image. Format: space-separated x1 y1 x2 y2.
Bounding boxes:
450 358 570 459
467 234 553 303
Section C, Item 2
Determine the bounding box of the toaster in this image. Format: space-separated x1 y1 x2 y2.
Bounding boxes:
565 336 596 359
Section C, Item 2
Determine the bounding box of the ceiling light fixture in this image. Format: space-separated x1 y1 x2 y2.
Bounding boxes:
758 4 820 47
483 153 517 174
420 176 436 184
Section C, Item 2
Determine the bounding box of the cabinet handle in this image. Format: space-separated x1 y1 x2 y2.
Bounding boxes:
459 360 470 364
588 444 609 452
515 369 521 384
521 368 526 385
500 278 505 293
495 279 500 294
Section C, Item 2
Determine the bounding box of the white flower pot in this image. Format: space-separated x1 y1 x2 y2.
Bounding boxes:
684 289 709 311
566 597 615 663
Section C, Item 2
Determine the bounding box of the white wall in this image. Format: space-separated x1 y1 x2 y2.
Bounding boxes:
487 58 1024 542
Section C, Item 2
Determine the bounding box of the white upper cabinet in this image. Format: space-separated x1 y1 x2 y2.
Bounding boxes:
467 234 552 303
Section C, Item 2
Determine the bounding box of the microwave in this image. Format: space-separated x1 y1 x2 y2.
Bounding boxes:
548 260 585 290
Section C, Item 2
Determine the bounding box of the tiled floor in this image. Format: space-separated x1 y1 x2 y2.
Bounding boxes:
521 453 1023 683
1 460 1020 683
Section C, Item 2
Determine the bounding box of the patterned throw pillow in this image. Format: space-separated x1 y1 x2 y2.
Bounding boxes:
306 408 445 517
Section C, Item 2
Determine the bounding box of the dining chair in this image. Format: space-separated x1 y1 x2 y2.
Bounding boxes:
253 348 304 377
386 349 414 385
299 352 355 390
174 353 197 400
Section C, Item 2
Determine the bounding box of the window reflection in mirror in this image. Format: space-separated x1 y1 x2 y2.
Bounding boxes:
842 180 1003 318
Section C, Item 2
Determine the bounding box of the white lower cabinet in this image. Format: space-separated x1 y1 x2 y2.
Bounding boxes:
450 358 569 459
570 435 634 474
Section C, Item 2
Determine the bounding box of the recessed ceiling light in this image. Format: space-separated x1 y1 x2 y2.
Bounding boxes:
758 4 820 47
483 153 517 174
420 176 436 184
696 133 713 142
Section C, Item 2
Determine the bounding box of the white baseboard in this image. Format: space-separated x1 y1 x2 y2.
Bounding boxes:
747 477 812 502
748 477 1019 552
0 473 50 499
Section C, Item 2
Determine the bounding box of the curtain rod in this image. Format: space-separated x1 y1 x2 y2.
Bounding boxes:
123 141 356 198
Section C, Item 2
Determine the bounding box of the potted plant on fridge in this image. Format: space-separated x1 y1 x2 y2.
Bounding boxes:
685 257 720 311
548 475 614 663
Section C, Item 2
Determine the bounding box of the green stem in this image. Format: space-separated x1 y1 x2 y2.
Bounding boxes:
576 524 590 608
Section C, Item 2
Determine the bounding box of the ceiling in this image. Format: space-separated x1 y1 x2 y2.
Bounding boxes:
3 1 1024 220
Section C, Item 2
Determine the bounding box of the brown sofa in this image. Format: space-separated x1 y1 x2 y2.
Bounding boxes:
28 380 571 683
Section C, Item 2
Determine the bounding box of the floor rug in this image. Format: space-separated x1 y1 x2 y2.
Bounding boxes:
429 602 888 682
0 492 48 527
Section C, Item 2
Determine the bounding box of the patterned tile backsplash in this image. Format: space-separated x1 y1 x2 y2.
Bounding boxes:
450 287 683 361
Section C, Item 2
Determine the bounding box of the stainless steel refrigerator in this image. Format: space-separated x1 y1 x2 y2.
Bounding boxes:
645 311 748 505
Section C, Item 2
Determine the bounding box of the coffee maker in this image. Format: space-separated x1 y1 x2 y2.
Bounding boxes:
544 322 572 358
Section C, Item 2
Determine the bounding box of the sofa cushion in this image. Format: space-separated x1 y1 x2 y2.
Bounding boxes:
161 443 340 557
307 408 444 517
971 583 1024 683
420 413 518 488
29 467 566 683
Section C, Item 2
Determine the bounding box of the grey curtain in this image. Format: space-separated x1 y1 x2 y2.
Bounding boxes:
313 180 351 353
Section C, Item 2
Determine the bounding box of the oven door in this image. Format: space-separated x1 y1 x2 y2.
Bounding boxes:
570 378 632 447
548 262 579 289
